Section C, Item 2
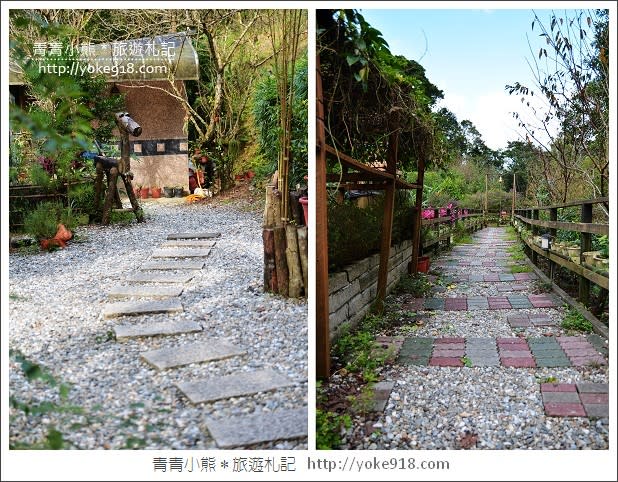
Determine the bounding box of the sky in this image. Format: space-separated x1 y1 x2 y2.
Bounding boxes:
360 8 565 151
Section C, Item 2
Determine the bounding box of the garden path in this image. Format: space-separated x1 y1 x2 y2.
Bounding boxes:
354 227 609 449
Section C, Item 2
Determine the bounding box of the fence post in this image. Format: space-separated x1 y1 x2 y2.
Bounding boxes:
531 209 539 265
549 207 558 282
446 208 452 248
579 204 592 304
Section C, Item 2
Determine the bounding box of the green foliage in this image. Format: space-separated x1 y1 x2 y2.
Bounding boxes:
394 273 431 297
507 243 526 261
461 356 473 367
510 264 532 274
23 201 75 240
594 235 609 258
67 182 96 222
252 55 308 187
561 309 593 333
316 408 351 450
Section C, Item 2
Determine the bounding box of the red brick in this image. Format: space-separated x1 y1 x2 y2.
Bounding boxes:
557 336 586 342
569 356 607 366
501 357 536 368
497 338 527 345
429 357 464 367
579 393 609 404
432 349 465 357
541 383 577 392
544 402 586 417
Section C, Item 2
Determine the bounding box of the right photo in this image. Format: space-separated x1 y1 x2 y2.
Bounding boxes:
316 8 610 450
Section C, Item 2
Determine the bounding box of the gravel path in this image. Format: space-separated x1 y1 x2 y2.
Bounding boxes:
341 227 609 450
9 198 307 450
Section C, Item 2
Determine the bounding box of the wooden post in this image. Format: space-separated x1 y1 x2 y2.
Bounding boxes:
316 57 330 379
579 203 592 304
410 157 425 275
297 226 308 296
376 130 398 311
549 207 557 283
531 208 539 265
285 225 303 298
263 228 278 292
273 226 289 297
484 172 488 222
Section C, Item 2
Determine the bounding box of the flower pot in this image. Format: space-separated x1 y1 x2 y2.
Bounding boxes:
299 196 308 225
582 251 600 266
151 187 162 199
173 187 184 198
593 254 609 270
140 187 150 199
417 255 430 273
566 246 580 260
163 187 174 198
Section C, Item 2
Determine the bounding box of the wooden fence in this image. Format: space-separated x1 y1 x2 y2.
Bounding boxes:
513 197 609 307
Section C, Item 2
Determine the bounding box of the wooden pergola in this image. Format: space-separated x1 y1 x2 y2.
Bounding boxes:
316 56 426 379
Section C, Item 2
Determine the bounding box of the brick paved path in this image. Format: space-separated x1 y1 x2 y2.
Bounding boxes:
388 227 609 420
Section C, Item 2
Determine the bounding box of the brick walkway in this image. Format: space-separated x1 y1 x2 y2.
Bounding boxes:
386 227 609 420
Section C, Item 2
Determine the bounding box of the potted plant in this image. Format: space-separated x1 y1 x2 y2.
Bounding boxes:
163 186 174 198
139 186 150 199
566 243 580 263
173 186 184 197
582 250 600 266
151 186 162 199
593 238 609 270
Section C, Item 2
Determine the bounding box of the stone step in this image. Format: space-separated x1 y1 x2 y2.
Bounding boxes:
205 407 308 448
141 260 204 270
161 240 216 248
177 369 294 404
103 299 183 319
151 248 211 258
125 272 194 284
108 284 183 298
141 340 245 370
114 320 202 340
167 232 221 240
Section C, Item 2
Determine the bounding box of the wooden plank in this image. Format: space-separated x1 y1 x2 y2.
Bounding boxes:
523 238 608 290
514 214 609 235
316 58 331 379
325 144 393 181
540 196 608 210
524 256 608 339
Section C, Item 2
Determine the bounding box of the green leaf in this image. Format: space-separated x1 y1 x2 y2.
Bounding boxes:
46 428 64 449
346 55 360 66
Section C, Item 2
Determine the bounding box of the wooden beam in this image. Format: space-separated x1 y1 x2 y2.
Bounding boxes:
540 196 609 210
514 214 609 235
316 57 330 379
375 131 398 310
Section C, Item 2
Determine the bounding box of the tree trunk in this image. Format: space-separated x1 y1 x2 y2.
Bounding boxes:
262 228 278 292
285 224 302 298
273 226 288 297
263 185 282 228
297 225 308 296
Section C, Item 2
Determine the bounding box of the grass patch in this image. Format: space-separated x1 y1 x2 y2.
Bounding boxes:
505 226 518 241
394 273 432 297
507 243 526 262
510 264 532 273
453 233 473 244
561 309 593 333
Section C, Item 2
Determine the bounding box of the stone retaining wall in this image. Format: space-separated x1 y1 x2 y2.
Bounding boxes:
328 240 412 340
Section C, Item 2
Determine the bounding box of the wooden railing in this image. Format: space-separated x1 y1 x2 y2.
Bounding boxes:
513 197 609 305
420 207 484 251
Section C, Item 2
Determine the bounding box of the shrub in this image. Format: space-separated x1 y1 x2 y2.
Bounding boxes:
561 309 593 333
23 201 76 240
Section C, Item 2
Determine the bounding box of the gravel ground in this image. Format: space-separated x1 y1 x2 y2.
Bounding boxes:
8 198 307 450
340 228 609 450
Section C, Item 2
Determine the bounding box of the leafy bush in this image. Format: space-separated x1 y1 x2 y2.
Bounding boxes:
394 273 431 297
316 408 351 450
561 309 593 333
23 201 75 240
68 182 97 222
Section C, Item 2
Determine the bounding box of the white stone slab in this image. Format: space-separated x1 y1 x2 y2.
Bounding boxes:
141 260 204 270
167 232 221 240
205 407 308 448
177 370 294 403
125 272 194 283
103 299 183 319
108 285 183 298
151 248 211 258
114 320 202 340
141 340 245 370
161 240 216 248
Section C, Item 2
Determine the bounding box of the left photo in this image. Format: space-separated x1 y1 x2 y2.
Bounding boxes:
7 8 308 450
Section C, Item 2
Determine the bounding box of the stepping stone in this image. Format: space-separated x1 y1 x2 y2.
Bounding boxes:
544 402 586 417
177 369 294 403
142 340 245 370
205 407 307 448
467 356 500 367
542 391 581 403
141 260 205 270
151 248 212 258
167 232 221 240
103 299 183 319
583 404 609 418
541 383 577 392
370 381 395 412
576 382 608 394
114 320 202 340
125 272 194 284
161 240 216 248
107 284 183 298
